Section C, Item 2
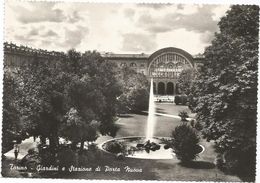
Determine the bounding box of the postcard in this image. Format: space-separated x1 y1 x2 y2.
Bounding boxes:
1 0 259 182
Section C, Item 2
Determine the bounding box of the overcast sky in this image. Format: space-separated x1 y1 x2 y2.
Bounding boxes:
5 1 230 55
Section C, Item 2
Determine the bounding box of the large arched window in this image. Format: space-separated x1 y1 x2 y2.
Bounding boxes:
148 52 192 79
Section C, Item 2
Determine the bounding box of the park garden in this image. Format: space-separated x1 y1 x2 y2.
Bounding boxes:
2 5 258 182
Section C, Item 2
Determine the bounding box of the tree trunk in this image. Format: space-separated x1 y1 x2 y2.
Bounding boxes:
80 140 85 152
49 134 59 152
40 136 46 144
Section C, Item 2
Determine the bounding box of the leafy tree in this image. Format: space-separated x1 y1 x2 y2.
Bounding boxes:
116 66 149 113
66 49 82 73
17 61 70 151
190 5 258 179
2 69 24 153
177 68 196 95
61 73 101 149
60 107 98 151
80 51 121 137
128 87 149 112
59 50 121 148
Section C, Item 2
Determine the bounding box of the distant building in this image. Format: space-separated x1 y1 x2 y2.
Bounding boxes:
4 43 204 96
102 47 204 95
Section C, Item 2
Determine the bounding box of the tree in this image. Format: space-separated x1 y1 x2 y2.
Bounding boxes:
80 51 121 137
59 107 98 151
116 66 149 113
17 60 70 152
190 5 258 179
66 49 82 73
2 69 24 153
60 50 121 147
3 47 122 160
177 68 196 95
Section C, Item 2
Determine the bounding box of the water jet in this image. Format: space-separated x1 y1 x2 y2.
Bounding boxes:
145 78 156 141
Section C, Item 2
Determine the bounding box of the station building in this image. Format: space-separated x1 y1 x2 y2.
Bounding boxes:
4 43 204 96
103 47 204 95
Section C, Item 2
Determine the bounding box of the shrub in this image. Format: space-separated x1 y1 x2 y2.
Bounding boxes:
104 141 126 154
174 95 188 105
174 95 181 105
78 144 103 166
178 111 189 122
39 150 53 166
28 148 37 155
181 95 188 105
37 144 60 166
20 150 41 171
57 147 77 168
171 124 200 163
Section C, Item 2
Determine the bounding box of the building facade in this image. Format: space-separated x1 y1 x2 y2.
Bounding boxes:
103 47 204 95
4 43 204 96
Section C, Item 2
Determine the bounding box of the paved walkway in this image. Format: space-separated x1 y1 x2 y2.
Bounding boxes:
4 137 40 160
4 135 113 161
143 111 194 121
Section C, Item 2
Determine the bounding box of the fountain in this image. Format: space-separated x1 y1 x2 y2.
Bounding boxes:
100 78 204 159
145 78 156 141
141 78 162 152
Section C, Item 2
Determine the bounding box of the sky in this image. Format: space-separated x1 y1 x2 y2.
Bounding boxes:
5 1 230 55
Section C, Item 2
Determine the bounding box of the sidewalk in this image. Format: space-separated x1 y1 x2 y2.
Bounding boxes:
4 137 40 160
142 111 195 121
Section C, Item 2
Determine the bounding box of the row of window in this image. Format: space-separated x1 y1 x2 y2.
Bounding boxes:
120 62 145 68
150 71 180 78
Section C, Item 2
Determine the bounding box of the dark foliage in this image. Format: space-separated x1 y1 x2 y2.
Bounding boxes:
116 66 149 113
189 5 258 180
174 95 188 105
171 124 200 163
178 111 189 122
103 141 127 154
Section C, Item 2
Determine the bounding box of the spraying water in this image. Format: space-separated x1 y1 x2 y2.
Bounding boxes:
145 78 156 141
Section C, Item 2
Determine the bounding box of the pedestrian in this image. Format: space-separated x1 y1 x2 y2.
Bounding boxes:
14 143 19 160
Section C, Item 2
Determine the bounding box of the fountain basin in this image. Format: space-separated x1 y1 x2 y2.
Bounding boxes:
100 136 205 160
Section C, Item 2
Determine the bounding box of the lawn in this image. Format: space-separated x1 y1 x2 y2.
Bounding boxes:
52 103 241 181
2 103 242 181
